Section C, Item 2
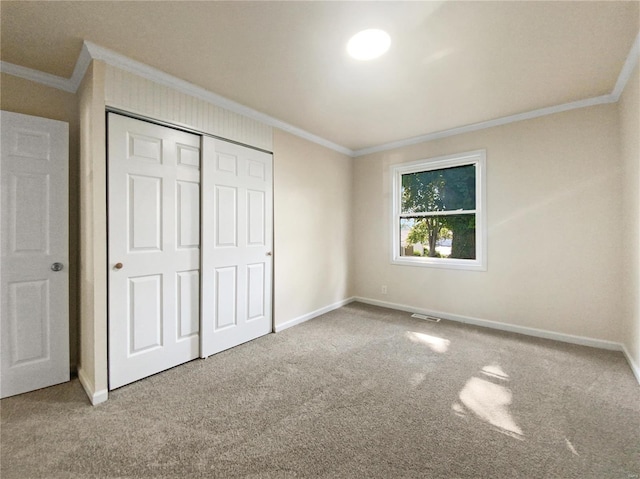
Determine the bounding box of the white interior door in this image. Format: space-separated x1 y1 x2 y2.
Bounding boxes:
201 137 273 357
108 114 201 389
0 111 69 398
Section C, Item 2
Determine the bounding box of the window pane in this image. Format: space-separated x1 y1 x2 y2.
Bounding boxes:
401 164 476 214
400 214 476 259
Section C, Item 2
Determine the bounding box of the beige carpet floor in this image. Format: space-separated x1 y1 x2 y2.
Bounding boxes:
1 302 639 478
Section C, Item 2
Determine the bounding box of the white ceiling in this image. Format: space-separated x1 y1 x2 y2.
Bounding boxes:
1 1 639 152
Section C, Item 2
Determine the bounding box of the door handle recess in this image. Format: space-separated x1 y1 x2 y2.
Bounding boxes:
51 262 64 272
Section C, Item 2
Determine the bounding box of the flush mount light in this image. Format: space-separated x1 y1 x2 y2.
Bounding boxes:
347 29 391 60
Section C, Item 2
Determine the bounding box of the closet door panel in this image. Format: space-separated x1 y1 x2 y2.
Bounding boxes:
108 113 200 390
201 137 272 357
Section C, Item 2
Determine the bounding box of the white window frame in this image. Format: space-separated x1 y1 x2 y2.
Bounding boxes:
390 150 487 271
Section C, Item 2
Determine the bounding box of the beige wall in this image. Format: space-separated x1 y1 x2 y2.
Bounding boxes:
620 63 640 375
2 55 636 398
273 129 354 327
0 73 80 370
78 61 109 402
353 103 623 343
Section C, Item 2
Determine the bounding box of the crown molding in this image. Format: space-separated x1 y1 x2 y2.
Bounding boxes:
0 43 92 94
1 31 638 158
0 61 76 93
83 42 353 156
69 43 93 91
354 31 639 157
611 31 640 102
352 94 615 157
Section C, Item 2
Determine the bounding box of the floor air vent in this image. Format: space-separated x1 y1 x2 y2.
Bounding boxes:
411 313 441 323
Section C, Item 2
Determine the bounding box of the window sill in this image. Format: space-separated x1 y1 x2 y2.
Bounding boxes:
391 256 487 271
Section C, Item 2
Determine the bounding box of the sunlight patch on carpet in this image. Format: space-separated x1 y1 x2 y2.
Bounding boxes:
565 438 580 456
406 331 450 353
454 367 524 440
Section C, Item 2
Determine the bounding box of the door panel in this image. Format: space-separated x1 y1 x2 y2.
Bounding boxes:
247 190 265 245
177 181 200 249
216 186 238 247
201 138 272 357
108 113 200 389
1 111 69 398
128 174 162 251
10 173 49 252
247 263 265 320
9 280 49 364
129 274 163 354
177 270 200 339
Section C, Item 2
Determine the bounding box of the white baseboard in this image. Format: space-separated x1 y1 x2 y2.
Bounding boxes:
621 344 640 384
77 367 108 405
354 296 625 351
275 296 639 386
275 297 356 332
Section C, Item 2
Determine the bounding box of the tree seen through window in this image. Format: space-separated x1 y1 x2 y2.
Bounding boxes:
400 164 476 259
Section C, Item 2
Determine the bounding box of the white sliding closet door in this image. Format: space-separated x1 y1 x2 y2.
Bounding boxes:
0 111 69 398
108 114 201 389
201 137 273 357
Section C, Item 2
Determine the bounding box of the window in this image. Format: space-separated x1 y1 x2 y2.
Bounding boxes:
391 150 486 270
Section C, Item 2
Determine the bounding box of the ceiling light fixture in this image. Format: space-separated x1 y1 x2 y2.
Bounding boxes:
347 29 391 61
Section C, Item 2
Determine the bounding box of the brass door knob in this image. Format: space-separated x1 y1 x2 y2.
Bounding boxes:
114 262 123 270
